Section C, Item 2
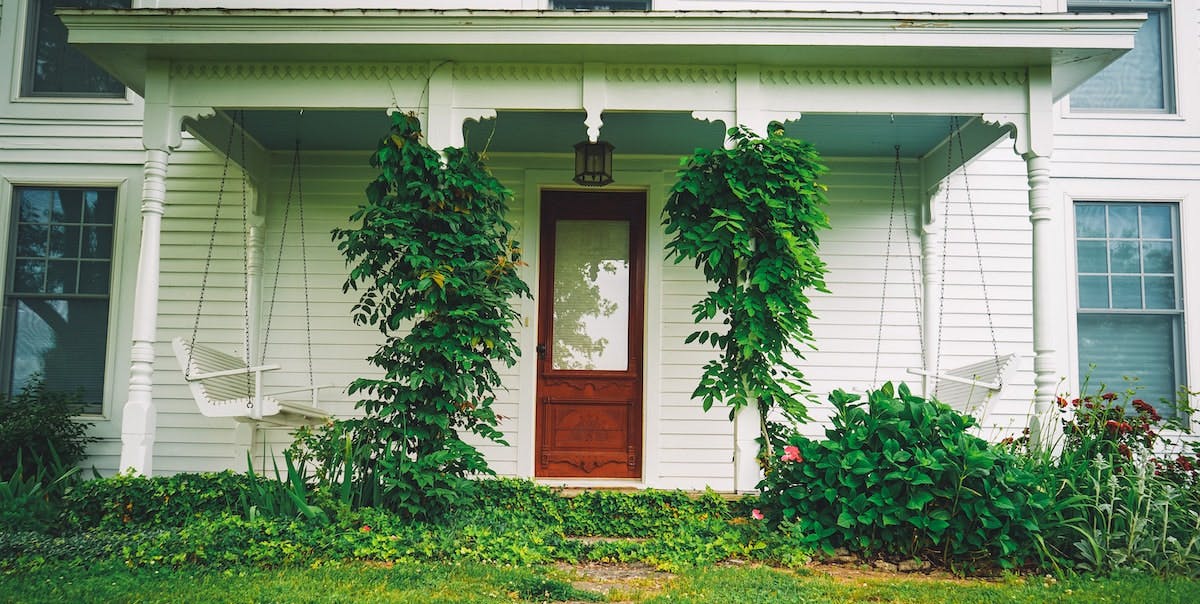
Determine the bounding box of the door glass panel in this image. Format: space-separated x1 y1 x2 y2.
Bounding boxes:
552 219 630 371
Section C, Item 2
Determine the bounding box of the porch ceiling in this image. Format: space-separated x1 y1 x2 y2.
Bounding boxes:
61 9 1144 101
236 109 965 159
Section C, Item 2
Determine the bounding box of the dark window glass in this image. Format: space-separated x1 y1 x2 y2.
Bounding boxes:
22 0 130 97
6 187 116 413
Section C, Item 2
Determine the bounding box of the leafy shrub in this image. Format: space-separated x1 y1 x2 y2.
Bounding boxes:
0 378 94 480
758 383 1049 569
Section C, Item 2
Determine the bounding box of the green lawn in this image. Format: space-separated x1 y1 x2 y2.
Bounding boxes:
3 561 1198 604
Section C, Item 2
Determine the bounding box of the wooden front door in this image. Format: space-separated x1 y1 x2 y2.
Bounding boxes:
535 190 645 478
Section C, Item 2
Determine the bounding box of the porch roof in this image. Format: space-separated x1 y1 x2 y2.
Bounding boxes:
62 9 1142 101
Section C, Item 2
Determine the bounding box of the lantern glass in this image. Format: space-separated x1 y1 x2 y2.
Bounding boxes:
573 140 614 187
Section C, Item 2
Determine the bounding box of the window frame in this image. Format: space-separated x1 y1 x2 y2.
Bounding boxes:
1073 200 1187 417
1067 0 1175 114
2 184 120 416
19 0 130 99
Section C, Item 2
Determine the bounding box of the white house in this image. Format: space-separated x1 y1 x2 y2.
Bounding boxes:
1 0 1195 492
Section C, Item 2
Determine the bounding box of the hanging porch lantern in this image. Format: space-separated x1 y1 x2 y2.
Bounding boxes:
573 140 615 187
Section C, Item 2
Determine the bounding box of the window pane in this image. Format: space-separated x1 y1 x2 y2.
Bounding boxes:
16 224 49 258
49 225 81 258
1111 275 1143 309
552 219 630 371
80 226 112 259
23 0 130 97
18 190 52 223
53 189 83 223
9 298 108 413
1109 240 1140 273
1142 240 1173 273
1077 240 1108 273
78 261 110 295
13 260 46 293
1070 10 1167 110
1144 276 1176 309
83 190 116 223
1079 275 1110 308
1078 313 1178 417
1108 205 1139 238
1076 204 1107 237
1141 204 1172 238
46 261 78 294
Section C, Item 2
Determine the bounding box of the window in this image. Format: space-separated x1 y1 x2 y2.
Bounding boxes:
4 187 116 413
21 0 130 97
1075 202 1184 416
551 1 651 9
1069 1 1173 112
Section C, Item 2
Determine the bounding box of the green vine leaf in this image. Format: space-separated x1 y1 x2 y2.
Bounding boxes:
663 124 830 457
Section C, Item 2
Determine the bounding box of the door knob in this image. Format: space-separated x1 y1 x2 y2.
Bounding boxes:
536 344 547 360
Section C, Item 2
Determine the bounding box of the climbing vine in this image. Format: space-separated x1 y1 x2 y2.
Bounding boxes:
663 124 830 455
330 113 530 518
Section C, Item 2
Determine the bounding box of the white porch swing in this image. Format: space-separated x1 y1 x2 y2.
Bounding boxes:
173 111 332 428
877 117 1019 419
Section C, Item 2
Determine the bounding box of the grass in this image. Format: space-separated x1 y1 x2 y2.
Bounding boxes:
4 561 1200 604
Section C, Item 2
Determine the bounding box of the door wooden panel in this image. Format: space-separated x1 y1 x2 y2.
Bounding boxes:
536 190 645 478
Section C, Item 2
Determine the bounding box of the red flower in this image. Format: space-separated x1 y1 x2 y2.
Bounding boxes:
1118 443 1132 459
1057 397 1070 408
1105 420 1121 433
1119 422 1133 434
360 525 372 533
1071 398 1081 407
1101 392 1118 401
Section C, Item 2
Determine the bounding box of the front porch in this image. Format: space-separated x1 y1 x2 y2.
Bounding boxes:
59 9 1142 487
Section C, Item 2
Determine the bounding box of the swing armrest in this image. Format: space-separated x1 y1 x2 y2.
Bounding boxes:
906 368 1000 390
268 384 336 397
187 364 282 381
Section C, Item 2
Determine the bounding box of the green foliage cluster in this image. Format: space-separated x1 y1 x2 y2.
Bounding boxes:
758 383 1049 569
1027 387 1200 575
64 471 261 529
0 378 94 533
0 378 94 479
6 474 797 573
329 113 530 519
663 124 830 445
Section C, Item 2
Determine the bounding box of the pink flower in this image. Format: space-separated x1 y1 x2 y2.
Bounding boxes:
780 445 803 463
751 509 765 520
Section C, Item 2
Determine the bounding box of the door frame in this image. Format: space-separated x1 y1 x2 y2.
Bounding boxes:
517 173 666 485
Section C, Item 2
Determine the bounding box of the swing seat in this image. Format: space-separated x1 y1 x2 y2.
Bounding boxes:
907 353 1020 416
172 337 331 427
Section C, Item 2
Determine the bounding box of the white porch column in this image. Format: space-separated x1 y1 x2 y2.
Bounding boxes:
988 64 1060 447
119 144 172 475
118 59 208 475
1025 152 1058 446
920 184 945 398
